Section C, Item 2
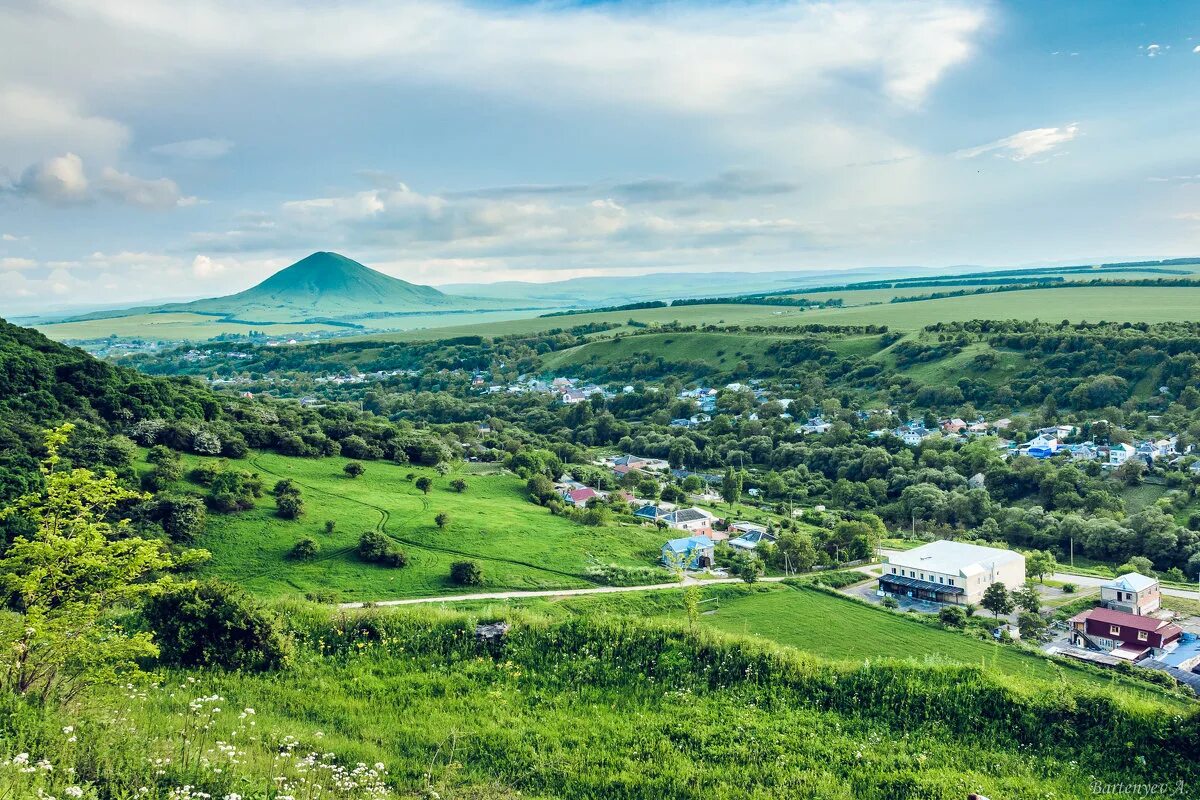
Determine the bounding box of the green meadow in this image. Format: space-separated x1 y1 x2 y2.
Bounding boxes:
156 451 667 601
355 284 1200 345
440 582 1192 707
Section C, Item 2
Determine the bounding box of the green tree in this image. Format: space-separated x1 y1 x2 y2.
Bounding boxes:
1025 549 1057 583
0 425 197 703
435 511 450 529
343 461 366 479
450 478 468 493
721 467 743 506
415 476 433 495
357 530 407 567
1017 611 1046 641
981 582 1013 618
1012 582 1041 614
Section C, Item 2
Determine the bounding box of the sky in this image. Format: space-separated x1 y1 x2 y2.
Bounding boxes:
1 0 1199 313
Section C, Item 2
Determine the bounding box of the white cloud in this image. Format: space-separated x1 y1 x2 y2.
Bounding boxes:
96 166 195 209
13 153 90 205
0 86 128 169
0 257 37 270
191 254 226 278
21 0 987 119
150 137 234 159
1194 44 1200 54
1 233 20 241
953 124 1080 161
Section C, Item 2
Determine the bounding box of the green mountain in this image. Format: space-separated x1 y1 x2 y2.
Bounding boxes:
183 251 457 320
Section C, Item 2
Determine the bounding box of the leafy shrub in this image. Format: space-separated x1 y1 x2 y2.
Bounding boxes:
343 461 366 478
449 560 483 586
1062 582 1077 594
290 536 319 560
881 596 899 609
450 478 467 493
357 530 407 567
435 511 450 529
143 580 290 671
585 564 672 586
938 605 967 628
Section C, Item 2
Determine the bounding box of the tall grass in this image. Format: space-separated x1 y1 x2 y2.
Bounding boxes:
1 604 1195 799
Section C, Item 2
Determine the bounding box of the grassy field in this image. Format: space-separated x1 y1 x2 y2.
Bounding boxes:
352 285 1200 345
35 312 338 341
157 451 667 601
10 603 1193 800
36 308 548 343
440 582 1191 706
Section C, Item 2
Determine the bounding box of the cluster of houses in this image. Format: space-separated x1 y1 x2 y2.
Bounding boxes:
1015 428 1188 469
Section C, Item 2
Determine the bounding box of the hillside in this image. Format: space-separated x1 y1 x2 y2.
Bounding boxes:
35 252 542 341
8 604 1195 799
184 251 456 319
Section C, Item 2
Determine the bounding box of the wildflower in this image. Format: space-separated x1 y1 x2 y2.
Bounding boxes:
66 789 84 799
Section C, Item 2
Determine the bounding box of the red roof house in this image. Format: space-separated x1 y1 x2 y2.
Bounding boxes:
564 487 601 506
1069 607 1183 660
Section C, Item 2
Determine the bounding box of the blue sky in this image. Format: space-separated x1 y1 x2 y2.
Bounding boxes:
0 0 1198 312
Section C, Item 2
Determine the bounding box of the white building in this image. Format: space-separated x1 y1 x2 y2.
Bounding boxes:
880 540 1026 605
1100 573 1161 616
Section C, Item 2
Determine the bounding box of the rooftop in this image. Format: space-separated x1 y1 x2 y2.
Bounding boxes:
1070 607 1184 636
888 540 1024 577
1106 572 1158 592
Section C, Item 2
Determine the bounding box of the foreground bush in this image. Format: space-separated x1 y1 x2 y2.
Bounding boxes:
143 580 291 671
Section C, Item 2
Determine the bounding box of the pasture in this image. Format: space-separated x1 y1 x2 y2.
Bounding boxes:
358 285 1200 344
155 451 666 601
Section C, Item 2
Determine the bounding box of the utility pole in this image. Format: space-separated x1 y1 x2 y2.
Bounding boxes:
1070 537 1074 569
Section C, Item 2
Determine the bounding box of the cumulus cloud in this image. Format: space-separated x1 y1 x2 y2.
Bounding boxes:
150 138 234 159
953 124 1080 161
97 167 196 209
0 257 37 270
3 154 196 209
20 0 987 118
12 153 90 205
191 254 227 278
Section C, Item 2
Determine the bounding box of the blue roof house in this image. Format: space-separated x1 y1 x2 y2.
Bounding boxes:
661 535 715 570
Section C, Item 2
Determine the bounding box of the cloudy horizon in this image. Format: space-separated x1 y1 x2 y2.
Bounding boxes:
1 0 1199 313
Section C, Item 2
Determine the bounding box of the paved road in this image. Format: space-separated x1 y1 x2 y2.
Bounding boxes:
878 548 1200 600
339 565 882 609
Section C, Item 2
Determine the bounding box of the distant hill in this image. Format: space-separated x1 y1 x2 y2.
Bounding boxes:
182 251 458 320
49 252 516 327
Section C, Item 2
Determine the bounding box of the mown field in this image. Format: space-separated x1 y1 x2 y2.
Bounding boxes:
155 451 667 601
442 582 1192 707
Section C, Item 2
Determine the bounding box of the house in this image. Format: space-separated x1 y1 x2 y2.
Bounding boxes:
941 418 967 434
729 529 776 552
562 390 590 404
690 413 711 425
1069 607 1183 660
880 540 1025 605
670 418 697 429
661 535 715 570
662 507 716 536
563 487 602 506
1106 443 1135 467
1191 461 1200 476
1100 573 1161 615
634 504 669 523
1023 434 1059 459
728 521 768 536
798 417 832 435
